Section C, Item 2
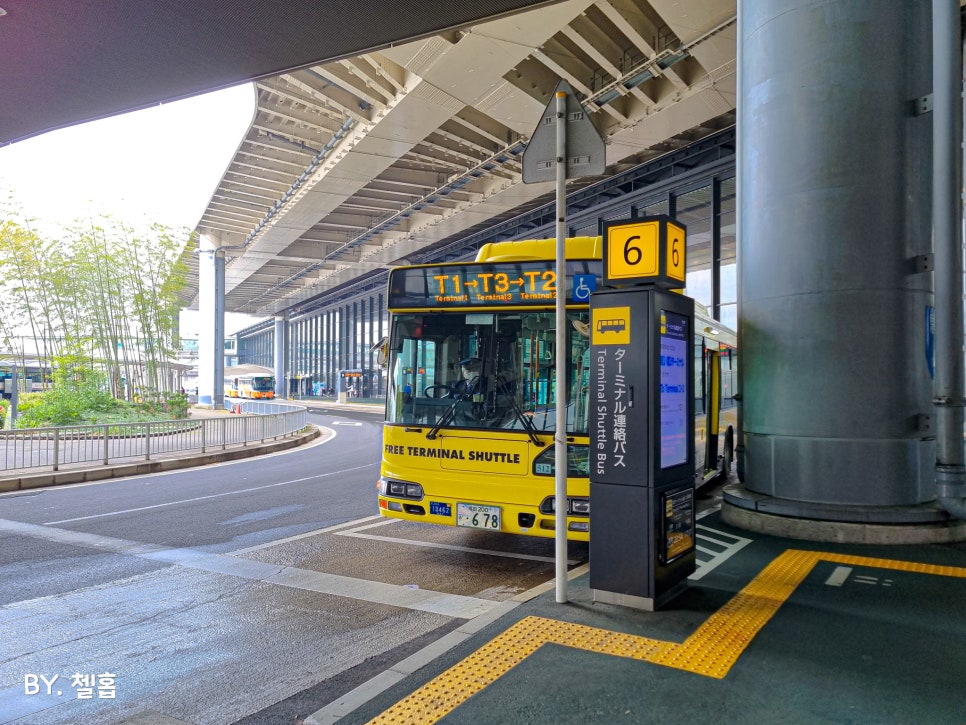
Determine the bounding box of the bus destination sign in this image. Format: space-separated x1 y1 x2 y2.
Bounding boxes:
388 260 601 309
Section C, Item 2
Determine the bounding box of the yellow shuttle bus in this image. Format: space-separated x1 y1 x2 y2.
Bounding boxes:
377 236 736 541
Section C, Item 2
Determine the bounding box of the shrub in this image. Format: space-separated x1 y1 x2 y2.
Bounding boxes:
14 354 134 427
163 392 189 419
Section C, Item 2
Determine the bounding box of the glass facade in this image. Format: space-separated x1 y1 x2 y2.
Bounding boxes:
237 293 389 400
234 133 737 402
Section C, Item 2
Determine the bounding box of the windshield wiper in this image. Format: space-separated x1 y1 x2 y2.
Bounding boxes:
426 393 463 440
495 375 544 447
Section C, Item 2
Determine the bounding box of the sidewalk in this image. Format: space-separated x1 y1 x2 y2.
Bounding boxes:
315 507 966 724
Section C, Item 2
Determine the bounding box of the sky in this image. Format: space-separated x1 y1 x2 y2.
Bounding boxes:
0 84 263 336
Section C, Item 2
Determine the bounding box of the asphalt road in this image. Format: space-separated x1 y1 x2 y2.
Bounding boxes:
0 405 587 725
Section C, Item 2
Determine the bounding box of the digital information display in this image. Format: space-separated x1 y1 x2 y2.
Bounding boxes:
662 487 695 564
388 261 601 309
659 310 689 468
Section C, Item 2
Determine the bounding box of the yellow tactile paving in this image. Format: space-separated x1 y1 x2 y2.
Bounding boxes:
821 551 966 579
367 550 966 723
650 548 819 677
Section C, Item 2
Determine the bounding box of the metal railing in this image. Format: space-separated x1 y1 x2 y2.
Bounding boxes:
0 401 308 474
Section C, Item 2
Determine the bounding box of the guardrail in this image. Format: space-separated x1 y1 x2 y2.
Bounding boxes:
0 401 308 474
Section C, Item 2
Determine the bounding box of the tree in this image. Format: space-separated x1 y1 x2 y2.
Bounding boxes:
0 200 190 401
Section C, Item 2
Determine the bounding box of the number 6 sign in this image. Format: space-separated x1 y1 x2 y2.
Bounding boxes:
602 215 687 290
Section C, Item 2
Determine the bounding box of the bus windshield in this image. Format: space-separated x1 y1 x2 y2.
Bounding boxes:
250 376 274 391
386 310 591 434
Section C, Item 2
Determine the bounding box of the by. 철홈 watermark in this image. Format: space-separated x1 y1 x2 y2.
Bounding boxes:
24 673 116 699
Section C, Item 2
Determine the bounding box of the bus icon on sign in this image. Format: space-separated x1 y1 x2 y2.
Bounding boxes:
596 318 626 334
592 306 631 344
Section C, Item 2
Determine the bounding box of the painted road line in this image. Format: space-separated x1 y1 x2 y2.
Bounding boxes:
229 515 383 555
363 550 966 723
43 460 374 525
690 524 752 581
337 528 571 564
825 565 852 586
339 520 746 571
0 518 497 619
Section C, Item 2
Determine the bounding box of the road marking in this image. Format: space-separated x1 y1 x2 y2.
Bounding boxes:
338 530 570 564
229 515 383 555
825 566 852 586
344 518 397 532
363 550 966 723
332 421 363 426
43 461 376 524
336 520 744 572
690 524 753 581
0 517 498 619
336 519 577 564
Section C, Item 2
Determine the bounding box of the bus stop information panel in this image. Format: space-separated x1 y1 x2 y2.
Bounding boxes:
589 215 696 611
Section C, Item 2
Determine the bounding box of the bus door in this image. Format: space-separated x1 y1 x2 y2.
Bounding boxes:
702 347 722 476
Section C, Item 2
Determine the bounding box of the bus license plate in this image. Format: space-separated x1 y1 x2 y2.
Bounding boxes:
456 503 501 531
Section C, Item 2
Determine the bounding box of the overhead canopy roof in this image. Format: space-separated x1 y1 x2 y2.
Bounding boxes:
185 0 739 318
0 0 561 145
1 0 740 322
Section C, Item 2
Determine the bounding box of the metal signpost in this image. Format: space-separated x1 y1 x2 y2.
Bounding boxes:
522 79 604 603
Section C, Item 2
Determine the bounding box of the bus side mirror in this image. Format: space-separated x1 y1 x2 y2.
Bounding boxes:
370 336 389 367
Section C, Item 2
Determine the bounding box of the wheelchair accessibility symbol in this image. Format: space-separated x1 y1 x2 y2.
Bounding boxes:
573 274 596 302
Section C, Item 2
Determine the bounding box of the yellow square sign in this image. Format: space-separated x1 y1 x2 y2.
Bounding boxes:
667 222 686 282
606 221 660 281
592 306 631 345
602 215 687 290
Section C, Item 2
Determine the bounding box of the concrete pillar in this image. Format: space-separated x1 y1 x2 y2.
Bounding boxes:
737 0 935 514
274 315 287 399
198 233 226 409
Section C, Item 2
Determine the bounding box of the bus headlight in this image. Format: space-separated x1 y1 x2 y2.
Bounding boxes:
379 478 423 499
539 497 590 516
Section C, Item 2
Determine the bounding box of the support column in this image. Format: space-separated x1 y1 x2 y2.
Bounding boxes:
734 0 936 519
274 314 287 399
198 233 225 409
933 0 966 516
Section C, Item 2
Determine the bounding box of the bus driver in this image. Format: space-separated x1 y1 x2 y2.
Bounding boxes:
458 357 484 398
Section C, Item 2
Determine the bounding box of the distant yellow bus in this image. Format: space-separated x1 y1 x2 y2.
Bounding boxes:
225 365 276 399
377 236 737 542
